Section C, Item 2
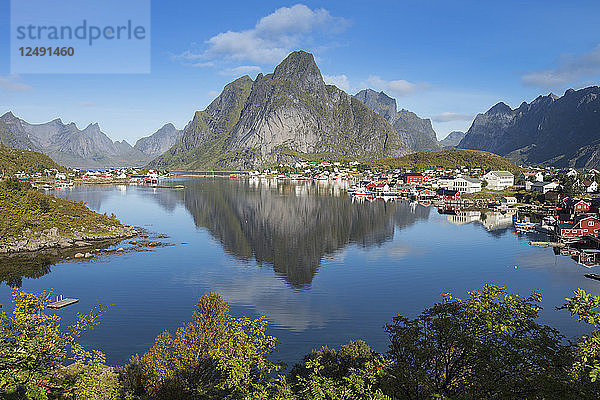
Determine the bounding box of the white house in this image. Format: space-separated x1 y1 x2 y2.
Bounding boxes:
581 180 598 193
500 196 517 207
452 177 482 193
566 168 578 179
483 171 514 190
437 176 454 189
530 181 559 194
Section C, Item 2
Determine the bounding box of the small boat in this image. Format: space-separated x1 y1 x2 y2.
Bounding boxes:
514 220 536 229
584 273 600 281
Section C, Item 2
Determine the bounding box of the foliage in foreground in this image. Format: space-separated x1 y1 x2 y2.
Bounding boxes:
5 285 600 399
0 288 118 399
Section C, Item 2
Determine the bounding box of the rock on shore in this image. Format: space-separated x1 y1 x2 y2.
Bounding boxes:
0 225 137 255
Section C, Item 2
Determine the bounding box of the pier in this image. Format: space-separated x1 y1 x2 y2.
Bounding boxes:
47 298 79 309
529 241 565 248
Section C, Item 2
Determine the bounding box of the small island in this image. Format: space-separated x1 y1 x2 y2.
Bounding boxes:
0 146 137 255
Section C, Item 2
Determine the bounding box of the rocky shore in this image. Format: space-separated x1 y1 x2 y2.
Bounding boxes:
0 225 138 255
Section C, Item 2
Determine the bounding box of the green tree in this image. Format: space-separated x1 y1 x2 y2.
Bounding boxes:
383 285 577 399
254 341 391 400
125 292 279 399
562 289 600 387
0 289 115 399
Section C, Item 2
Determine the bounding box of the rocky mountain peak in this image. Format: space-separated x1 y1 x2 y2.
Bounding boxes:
272 50 324 90
150 50 408 170
487 102 512 115
458 85 600 168
354 89 398 121
353 89 440 152
1 111 17 121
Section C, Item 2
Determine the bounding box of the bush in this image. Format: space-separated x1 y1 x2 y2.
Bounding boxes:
0 289 114 399
383 285 578 399
123 292 279 399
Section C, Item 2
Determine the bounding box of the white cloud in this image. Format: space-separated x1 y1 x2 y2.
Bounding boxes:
365 75 426 97
174 4 349 66
522 44 600 89
220 65 262 76
207 90 220 98
0 75 32 92
322 74 350 91
431 112 474 122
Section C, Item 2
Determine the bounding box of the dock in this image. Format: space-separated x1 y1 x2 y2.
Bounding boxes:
47 298 79 309
529 241 565 248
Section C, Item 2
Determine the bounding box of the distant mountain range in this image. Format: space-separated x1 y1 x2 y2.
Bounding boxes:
458 86 600 168
149 51 411 170
354 89 440 152
0 112 182 169
4 50 600 170
134 123 183 158
439 131 466 148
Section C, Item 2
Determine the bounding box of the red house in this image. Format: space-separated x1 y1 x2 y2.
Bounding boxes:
402 172 424 184
574 200 591 212
559 215 600 238
415 188 436 199
437 189 461 201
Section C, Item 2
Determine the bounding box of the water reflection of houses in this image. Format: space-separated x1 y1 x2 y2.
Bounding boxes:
441 208 515 232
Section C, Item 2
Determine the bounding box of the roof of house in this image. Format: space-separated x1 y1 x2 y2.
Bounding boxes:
437 189 460 196
403 172 423 177
486 171 514 178
531 181 557 187
456 177 481 184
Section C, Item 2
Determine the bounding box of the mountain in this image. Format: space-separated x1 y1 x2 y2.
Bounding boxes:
150 51 409 170
0 112 152 169
134 123 183 157
354 89 440 152
457 86 600 168
439 131 466 148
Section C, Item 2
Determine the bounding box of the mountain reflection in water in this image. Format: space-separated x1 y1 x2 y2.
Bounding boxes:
154 179 431 288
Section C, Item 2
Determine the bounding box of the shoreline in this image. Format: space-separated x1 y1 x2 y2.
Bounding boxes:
0 225 138 256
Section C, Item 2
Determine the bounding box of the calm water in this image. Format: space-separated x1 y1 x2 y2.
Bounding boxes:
2 177 599 367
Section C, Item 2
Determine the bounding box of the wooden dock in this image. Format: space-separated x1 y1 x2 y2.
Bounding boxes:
47 298 79 309
530 241 565 248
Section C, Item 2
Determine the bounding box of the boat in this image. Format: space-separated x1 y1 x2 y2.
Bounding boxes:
584 273 600 281
514 220 536 229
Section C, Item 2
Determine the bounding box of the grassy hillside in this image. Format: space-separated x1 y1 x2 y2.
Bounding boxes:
0 145 67 175
0 179 124 245
369 149 520 173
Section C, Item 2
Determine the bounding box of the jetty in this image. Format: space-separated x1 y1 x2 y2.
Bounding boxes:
529 241 565 248
47 298 79 309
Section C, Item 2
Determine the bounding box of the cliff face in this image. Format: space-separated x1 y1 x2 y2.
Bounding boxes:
0 112 151 169
458 87 600 167
134 123 183 157
439 131 465 148
354 89 440 152
150 51 409 170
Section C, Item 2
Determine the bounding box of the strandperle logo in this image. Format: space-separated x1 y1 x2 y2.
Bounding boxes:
15 20 147 46
11 0 150 73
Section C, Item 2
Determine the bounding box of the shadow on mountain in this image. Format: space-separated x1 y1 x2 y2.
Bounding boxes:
157 179 431 288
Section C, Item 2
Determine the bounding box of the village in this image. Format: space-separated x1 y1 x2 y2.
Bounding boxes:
8 159 600 267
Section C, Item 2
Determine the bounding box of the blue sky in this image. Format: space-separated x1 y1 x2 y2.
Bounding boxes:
1 0 599 144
